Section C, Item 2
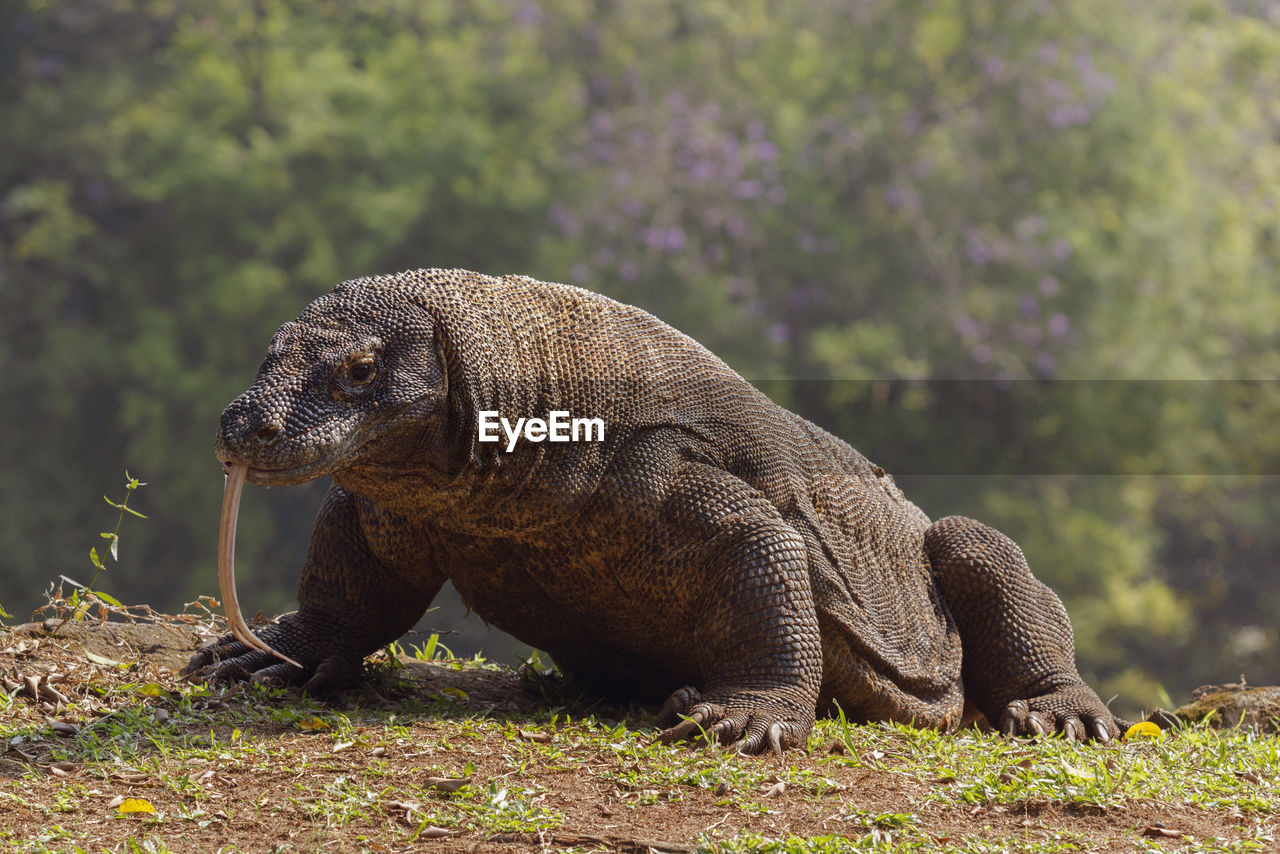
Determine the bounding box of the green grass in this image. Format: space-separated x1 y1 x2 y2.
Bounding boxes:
2 655 1277 852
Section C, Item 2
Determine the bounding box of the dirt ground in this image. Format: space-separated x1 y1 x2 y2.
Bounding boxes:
0 617 1272 852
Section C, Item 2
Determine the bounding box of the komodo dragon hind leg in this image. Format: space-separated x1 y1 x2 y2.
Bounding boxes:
925 516 1131 741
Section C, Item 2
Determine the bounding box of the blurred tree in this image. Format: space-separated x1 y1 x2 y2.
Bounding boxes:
3 0 1279 711
534 0 1280 707
0 0 581 622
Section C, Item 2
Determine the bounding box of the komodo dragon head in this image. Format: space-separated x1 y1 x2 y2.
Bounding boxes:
215 278 448 488
211 275 459 665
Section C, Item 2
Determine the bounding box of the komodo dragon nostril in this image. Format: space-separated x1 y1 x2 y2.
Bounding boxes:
254 423 282 444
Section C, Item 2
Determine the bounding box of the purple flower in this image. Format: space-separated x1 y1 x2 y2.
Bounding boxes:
767 186 787 205
663 227 686 251
747 120 767 141
769 322 790 343
971 343 992 364
34 56 63 80
735 180 762 200
1048 313 1070 336
1049 104 1092 128
1039 275 1060 296
86 180 109 205
1019 294 1039 319
755 141 779 162
641 227 665 249
1035 353 1056 377
984 56 1006 77
1051 238 1073 259
966 234 991 265
690 160 716 183
514 3 542 26
548 205 581 237
620 261 639 281
884 186 905 209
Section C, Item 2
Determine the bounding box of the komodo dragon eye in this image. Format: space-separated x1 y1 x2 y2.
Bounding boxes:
333 351 379 398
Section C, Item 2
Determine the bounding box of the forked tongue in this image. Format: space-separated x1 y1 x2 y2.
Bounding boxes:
219 463 303 670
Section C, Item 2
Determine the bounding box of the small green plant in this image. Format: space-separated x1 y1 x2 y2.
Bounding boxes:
44 471 147 624
412 632 455 662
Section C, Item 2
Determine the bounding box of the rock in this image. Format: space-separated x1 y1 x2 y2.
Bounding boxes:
1173 682 1280 732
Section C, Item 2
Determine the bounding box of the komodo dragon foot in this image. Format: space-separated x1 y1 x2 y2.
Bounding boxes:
655 685 814 756
926 516 1130 741
183 613 362 694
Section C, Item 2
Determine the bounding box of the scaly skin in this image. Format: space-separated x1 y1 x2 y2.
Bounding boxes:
185 268 1127 752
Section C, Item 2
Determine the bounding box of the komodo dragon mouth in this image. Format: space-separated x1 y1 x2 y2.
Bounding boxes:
217 463 303 670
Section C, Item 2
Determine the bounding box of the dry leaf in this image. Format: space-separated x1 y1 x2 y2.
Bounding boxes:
298 717 330 731
423 776 470 793
333 741 354 753
1060 760 1095 781
85 651 125 667
518 728 552 743
762 781 786 798
1143 825 1184 839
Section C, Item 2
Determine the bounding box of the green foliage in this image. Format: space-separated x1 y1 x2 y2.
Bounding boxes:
3 0 1280 712
78 472 147 611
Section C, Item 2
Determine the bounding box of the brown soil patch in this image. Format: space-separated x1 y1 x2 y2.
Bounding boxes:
0 618 1272 852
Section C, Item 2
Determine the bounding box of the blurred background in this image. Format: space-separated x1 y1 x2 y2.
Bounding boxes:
3 0 1279 719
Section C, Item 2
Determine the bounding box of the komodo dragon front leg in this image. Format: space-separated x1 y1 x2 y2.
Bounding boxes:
186 484 445 692
633 460 824 755
926 516 1130 741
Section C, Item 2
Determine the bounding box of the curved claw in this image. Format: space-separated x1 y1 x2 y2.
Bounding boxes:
709 719 737 746
656 708 709 744
656 686 703 728
999 700 1028 736
767 722 785 758
1093 721 1111 743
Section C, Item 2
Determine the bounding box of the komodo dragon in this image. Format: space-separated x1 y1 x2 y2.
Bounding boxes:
186 268 1127 754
